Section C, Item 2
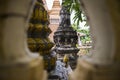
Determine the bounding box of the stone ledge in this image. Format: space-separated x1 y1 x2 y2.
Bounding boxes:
70 59 120 80
0 56 46 80
0 0 33 16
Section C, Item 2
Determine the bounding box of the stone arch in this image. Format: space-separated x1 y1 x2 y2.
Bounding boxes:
80 0 115 64
70 0 120 80
0 0 120 80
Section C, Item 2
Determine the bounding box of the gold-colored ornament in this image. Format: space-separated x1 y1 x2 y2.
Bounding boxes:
27 38 36 52
27 0 55 72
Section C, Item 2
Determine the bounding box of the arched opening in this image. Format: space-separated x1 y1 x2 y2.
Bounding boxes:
0 0 120 80
27 0 116 79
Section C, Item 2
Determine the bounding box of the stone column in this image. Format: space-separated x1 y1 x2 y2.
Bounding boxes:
70 0 120 80
107 0 120 63
81 0 115 64
0 0 46 80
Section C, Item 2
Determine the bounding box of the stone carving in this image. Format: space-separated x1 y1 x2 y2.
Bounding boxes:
54 5 79 55
54 2 79 69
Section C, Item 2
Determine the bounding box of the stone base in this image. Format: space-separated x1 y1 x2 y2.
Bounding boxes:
70 59 120 80
0 56 47 80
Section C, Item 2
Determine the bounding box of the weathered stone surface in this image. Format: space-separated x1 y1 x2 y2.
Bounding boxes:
0 0 46 80
70 0 120 80
0 0 120 80
54 4 79 54
70 59 120 80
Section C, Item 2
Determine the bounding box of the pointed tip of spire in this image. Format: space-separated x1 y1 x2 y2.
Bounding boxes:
52 0 61 8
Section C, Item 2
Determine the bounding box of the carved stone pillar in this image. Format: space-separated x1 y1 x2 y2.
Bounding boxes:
0 0 46 80
70 0 120 80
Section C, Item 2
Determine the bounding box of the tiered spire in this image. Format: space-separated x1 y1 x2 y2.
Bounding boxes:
53 2 79 69
54 3 79 54
27 0 55 72
50 0 61 15
49 0 61 42
49 0 61 19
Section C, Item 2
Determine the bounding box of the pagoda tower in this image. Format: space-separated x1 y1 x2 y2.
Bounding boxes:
49 0 61 42
54 4 79 54
54 2 79 69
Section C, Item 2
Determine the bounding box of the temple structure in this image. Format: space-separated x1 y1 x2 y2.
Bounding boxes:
49 0 61 42
1 0 120 80
53 3 79 69
54 4 79 54
27 0 55 72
